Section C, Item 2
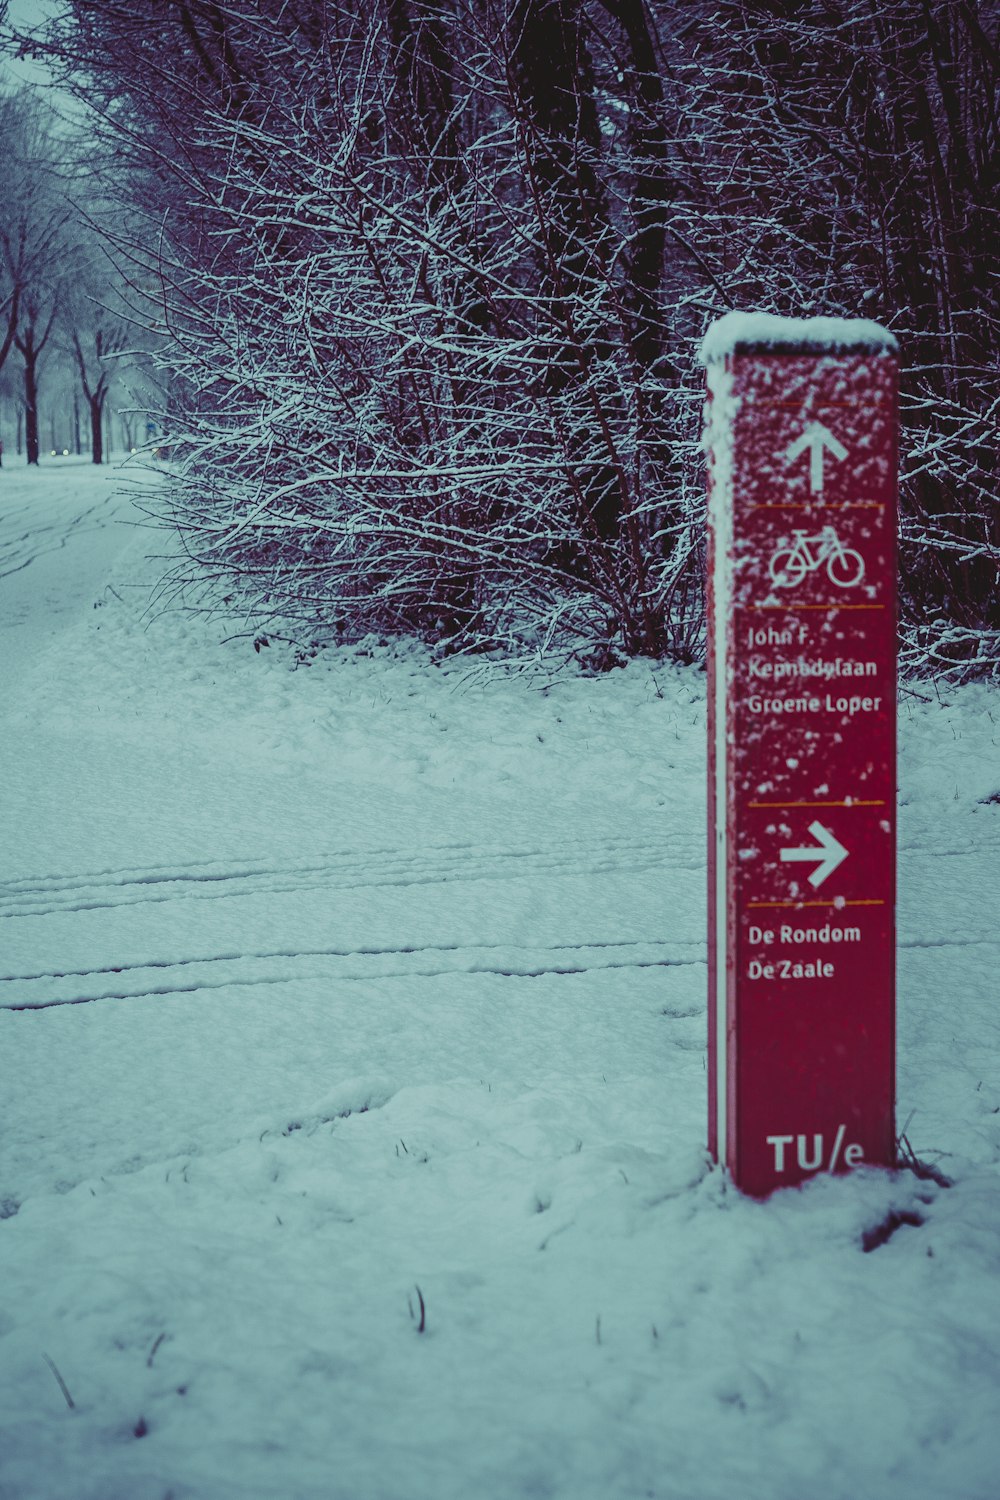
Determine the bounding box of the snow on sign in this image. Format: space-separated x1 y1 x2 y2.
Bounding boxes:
701 313 899 1196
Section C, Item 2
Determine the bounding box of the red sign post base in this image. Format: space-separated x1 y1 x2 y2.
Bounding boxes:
702 313 898 1196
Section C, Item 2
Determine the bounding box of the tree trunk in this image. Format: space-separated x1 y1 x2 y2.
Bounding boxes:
598 0 674 375
510 0 625 543
384 0 457 197
23 357 39 465
89 393 104 464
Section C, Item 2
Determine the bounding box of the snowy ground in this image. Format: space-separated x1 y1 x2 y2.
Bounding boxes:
1 461 998 1500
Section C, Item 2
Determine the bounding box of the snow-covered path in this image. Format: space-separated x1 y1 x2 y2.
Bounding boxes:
1 464 999 1500
0 463 134 673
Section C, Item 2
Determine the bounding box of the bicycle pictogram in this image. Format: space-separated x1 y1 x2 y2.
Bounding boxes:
768 525 865 589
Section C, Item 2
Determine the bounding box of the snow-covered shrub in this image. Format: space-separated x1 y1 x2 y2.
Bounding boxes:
58 2 702 664
661 0 999 681
21 0 997 677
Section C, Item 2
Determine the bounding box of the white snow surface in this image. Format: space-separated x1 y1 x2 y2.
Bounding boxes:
1 462 999 1500
700 312 897 362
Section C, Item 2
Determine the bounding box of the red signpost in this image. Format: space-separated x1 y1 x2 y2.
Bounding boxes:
702 313 899 1196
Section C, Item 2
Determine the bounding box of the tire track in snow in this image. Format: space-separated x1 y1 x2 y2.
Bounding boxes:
1 939 705 1011
0 496 126 579
0 834 700 920
5 934 706 985
0 831 695 889
3 933 991 1013
4 931 990 988
0 829 708 1014
3 830 990 921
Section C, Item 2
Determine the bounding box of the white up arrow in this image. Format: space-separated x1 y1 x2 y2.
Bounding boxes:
779 820 849 888
786 422 848 494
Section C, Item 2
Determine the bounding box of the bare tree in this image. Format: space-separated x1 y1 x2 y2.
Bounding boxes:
13 287 59 465
0 91 70 465
0 96 53 384
60 235 130 463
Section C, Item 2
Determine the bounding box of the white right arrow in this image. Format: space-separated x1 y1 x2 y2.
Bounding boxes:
786 421 848 494
780 820 849 888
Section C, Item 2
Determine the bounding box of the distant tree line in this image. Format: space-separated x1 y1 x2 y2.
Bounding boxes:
0 88 141 464
9 0 997 677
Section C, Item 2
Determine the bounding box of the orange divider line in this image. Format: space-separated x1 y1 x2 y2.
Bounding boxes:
752 602 885 611
752 400 875 408
751 502 885 510
748 799 886 808
746 898 887 909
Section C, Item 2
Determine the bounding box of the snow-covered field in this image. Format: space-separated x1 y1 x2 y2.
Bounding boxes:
1 462 998 1500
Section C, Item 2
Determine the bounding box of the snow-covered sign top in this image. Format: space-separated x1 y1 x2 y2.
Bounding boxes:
700 311 897 363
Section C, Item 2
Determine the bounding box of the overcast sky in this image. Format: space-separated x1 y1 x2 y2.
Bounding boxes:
2 0 60 88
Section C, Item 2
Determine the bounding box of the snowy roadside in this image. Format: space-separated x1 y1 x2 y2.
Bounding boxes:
1 464 998 1500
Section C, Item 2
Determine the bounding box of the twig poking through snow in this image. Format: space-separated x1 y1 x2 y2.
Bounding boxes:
41 1353 75 1411
897 1134 953 1188
147 1332 168 1368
